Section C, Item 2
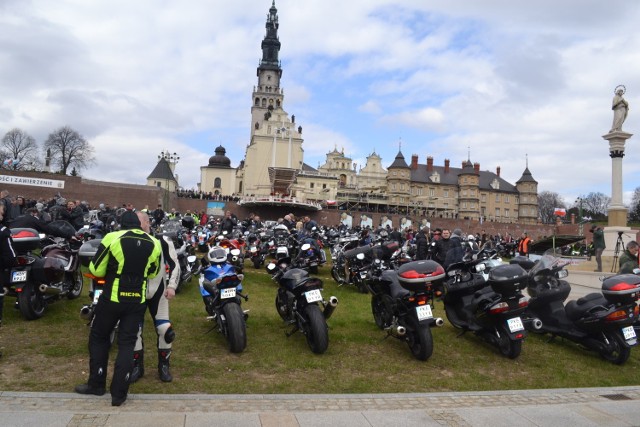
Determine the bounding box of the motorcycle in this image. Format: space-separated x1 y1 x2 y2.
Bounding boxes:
195 224 213 253
214 230 247 273
161 219 199 293
367 260 445 360
518 254 639 365
199 247 249 353
293 231 326 274
272 267 338 354
331 242 399 293
442 258 534 359
246 230 267 269
6 221 83 320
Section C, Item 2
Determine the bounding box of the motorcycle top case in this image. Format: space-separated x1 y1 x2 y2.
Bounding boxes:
487 264 527 296
10 228 41 252
397 260 445 292
601 274 640 305
79 239 102 267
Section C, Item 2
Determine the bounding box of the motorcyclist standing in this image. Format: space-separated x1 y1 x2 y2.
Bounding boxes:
414 226 429 260
0 203 17 331
432 229 451 265
444 228 465 270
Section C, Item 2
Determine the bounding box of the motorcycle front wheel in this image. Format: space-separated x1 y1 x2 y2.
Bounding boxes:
18 283 46 320
66 270 84 300
599 330 630 365
303 304 329 354
405 318 434 361
497 326 522 359
222 303 247 353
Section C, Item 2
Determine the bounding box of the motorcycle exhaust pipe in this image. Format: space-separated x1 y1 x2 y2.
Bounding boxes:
39 284 62 295
80 305 93 321
524 317 543 330
434 317 445 327
395 325 406 336
323 296 339 320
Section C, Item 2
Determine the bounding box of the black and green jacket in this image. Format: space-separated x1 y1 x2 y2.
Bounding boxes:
90 229 162 303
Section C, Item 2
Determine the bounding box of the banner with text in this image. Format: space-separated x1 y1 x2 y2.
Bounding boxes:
0 175 65 189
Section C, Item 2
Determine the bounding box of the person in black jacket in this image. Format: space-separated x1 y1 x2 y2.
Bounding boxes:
433 229 452 265
59 200 85 230
444 228 465 269
220 210 237 234
414 227 429 260
0 203 17 329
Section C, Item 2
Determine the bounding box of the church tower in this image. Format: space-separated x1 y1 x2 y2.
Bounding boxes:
237 1 304 197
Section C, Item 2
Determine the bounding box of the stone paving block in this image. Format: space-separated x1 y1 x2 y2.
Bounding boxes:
452 407 536 427
105 413 185 427
1 411 74 427
186 412 261 427
294 411 372 427
510 404 602 427
259 412 300 427
588 401 640 426
363 409 441 427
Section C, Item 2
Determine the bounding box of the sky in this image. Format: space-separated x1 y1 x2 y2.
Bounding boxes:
2 0 640 207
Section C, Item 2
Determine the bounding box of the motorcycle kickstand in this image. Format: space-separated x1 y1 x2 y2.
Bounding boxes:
456 330 468 338
285 325 299 337
546 334 558 344
238 292 249 302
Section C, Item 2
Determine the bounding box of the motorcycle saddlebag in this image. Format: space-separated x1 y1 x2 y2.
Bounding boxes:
10 228 41 252
397 260 445 292
487 264 527 296
79 239 102 267
601 274 640 305
31 256 66 284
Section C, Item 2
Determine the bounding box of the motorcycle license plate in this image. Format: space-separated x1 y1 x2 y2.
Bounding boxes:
305 289 322 303
93 289 103 304
416 304 433 321
507 317 524 333
622 326 636 341
220 288 237 299
11 270 27 283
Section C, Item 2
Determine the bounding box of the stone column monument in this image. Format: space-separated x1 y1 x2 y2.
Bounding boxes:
602 85 634 260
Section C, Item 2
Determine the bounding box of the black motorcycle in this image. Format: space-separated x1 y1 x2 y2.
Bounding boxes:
518 254 638 365
7 223 83 320
273 268 338 354
367 260 445 360
443 259 534 359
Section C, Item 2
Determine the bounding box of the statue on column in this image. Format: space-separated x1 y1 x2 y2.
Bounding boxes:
610 85 629 132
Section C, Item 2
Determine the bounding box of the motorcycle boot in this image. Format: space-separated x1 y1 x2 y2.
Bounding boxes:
158 349 172 382
129 350 144 383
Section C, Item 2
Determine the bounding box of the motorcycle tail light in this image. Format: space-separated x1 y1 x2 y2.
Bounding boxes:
16 255 31 265
515 333 524 339
605 309 629 322
489 301 509 314
518 296 529 308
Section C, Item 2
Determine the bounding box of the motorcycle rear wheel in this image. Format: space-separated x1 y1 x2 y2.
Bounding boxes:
406 318 434 361
304 304 329 354
222 303 247 353
497 326 522 359
66 270 84 300
600 331 630 365
18 283 46 320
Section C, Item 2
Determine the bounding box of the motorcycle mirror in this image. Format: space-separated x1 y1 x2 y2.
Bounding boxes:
230 248 241 256
187 255 197 263
301 243 311 251
266 263 276 272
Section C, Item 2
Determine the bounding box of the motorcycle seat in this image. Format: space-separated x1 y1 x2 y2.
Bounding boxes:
564 293 608 322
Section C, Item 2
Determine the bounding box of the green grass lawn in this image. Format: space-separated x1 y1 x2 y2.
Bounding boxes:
0 259 638 394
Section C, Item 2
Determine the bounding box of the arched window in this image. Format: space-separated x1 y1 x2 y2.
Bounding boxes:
276 99 281 108
255 98 260 106
261 98 267 107
214 178 222 189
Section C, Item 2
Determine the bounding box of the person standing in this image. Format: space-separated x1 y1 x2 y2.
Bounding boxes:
0 204 17 330
75 210 162 406
130 212 179 383
591 226 606 272
433 229 451 265
518 232 532 258
414 227 429 260
444 228 465 269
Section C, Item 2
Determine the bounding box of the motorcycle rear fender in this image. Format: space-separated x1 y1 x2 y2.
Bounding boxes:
499 323 528 340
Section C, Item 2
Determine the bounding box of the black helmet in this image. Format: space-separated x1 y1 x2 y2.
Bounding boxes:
181 216 195 230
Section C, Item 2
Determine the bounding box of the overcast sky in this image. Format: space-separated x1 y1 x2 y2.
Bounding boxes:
2 0 640 207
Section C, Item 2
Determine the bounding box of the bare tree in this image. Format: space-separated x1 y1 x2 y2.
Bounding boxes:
1 128 39 170
577 192 610 219
538 191 566 224
629 187 640 222
43 126 95 175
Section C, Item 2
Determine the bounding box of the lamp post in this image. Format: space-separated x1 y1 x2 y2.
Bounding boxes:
575 197 583 236
158 150 179 210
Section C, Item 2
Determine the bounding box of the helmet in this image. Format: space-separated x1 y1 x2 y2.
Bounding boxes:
275 224 288 231
181 216 195 229
207 247 227 263
467 234 475 241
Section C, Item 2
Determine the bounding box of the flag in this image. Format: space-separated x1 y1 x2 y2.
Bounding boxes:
554 207 566 217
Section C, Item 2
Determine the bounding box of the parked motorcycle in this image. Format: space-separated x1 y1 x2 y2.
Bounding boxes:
6 221 83 320
443 259 534 359
518 254 638 364
246 230 267 269
367 260 445 360
331 242 399 293
273 267 338 354
161 219 199 293
199 247 249 353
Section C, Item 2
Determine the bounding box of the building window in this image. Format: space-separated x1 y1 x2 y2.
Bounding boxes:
495 208 500 217
462 202 467 209
496 194 500 202
444 189 449 197
462 190 467 197
310 182 314 189
505 209 509 218
214 178 221 189
429 188 435 197
392 184 396 191
481 194 486 203
505 195 510 203
322 184 327 189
